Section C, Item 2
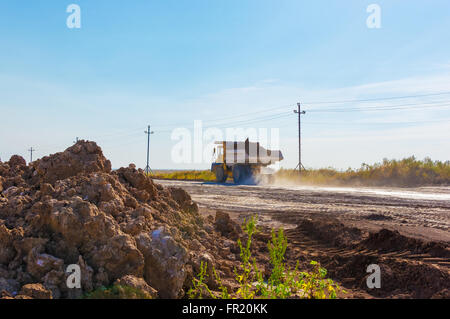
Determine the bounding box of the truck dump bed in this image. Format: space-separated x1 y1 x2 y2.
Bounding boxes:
215 139 283 166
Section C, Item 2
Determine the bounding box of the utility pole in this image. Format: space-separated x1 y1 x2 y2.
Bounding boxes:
293 102 306 173
28 147 36 163
144 125 154 175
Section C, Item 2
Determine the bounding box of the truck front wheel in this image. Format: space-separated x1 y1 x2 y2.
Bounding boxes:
215 166 227 183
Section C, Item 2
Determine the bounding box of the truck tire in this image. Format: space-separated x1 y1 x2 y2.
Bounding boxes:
233 165 244 184
246 167 255 184
215 166 227 183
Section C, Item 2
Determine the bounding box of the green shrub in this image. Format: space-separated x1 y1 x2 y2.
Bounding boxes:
188 216 343 299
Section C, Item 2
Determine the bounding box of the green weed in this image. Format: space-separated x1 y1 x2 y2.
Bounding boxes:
188 216 344 299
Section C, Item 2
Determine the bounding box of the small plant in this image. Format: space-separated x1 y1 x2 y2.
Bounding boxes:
267 228 288 286
188 216 344 299
299 261 340 299
187 261 231 299
187 261 214 299
234 215 258 299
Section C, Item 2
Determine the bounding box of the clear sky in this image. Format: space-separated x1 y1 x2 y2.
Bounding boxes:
0 1 449 170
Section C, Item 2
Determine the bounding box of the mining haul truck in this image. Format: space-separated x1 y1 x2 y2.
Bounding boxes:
211 138 283 184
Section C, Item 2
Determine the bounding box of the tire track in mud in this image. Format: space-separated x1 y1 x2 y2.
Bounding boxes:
275 216 450 298
285 227 450 298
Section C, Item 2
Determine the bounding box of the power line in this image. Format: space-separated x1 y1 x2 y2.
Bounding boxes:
154 112 293 133
151 93 450 130
154 91 450 130
306 100 450 113
153 100 450 134
23 90 450 160
302 118 450 125
304 91 450 105
207 112 292 128
152 104 296 129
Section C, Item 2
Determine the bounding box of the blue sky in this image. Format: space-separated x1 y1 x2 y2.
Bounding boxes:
0 1 449 170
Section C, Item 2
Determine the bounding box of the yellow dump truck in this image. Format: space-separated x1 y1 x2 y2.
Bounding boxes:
211 138 283 184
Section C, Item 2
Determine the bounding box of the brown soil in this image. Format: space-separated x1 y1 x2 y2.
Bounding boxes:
283 218 450 298
0 141 246 299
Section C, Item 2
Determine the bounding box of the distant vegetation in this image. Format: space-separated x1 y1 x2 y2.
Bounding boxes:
152 157 450 187
277 156 450 187
153 170 216 182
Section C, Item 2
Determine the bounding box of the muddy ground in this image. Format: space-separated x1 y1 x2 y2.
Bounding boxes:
156 180 450 298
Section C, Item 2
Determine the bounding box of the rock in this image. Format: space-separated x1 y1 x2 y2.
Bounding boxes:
120 215 149 236
168 187 199 213
214 210 241 239
136 228 188 298
40 183 55 196
8 155 26 168
13 237 47 260
0 277 20 295
1 291 14 299
190 252 217 288
20 283 52 299
114 275 157 299
44 197 145 280
115 166 157 200
94 267 109 288
77 255 94 292
42 270 65 299
87 234 144 280
0 224 19 265
14 294 33 299
2 186 21 198
32 141 111 184
27 249 64 280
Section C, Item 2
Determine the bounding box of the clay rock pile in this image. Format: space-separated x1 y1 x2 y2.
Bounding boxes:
0 141 239 299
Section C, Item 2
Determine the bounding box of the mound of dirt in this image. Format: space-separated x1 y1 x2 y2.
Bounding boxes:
214 210 242 240
296 218 364 248
319 251 450 298
364 213 393 221
32 142 112 185
0 141 240 299
284 220 450 298
360 229 450 258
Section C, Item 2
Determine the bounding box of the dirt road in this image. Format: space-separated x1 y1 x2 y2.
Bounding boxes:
157 180 450 241
157 179 450 298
